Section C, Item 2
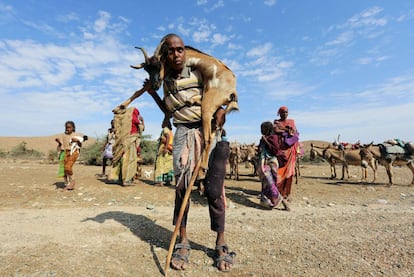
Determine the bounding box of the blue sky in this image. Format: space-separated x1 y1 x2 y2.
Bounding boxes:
1 0 414 144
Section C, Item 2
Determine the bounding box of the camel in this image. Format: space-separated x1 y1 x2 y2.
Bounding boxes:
117 42 239 177
359 143 414 186
322 147 377 182
310 143 338 179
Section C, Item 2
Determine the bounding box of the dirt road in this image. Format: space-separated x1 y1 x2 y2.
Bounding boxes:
0 159 413 276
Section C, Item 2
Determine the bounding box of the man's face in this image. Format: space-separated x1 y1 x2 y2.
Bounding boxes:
165 36 186 72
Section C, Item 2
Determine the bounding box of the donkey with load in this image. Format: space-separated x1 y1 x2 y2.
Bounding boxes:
359 140 414 186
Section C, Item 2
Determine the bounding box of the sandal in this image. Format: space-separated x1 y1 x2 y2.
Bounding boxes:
215 244 236 272
171 243 191 270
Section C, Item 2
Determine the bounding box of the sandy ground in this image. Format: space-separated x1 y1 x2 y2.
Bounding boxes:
0 157 413 277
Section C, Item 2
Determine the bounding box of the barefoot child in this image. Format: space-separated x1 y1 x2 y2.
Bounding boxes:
55 121 87 190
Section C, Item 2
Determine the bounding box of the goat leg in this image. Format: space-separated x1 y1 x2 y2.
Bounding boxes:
113 85 149 114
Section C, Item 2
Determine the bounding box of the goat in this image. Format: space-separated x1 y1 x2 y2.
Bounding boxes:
117 43 239 177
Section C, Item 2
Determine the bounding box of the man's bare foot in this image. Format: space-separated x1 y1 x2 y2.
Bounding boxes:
171 241 191 270
215 245 236 272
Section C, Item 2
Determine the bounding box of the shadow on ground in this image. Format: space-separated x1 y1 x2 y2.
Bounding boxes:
82 211 219 275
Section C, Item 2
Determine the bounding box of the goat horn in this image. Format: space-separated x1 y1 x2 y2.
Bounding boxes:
130 46 150 69
154 36 168 59
136 46 150 62
130 62 145 70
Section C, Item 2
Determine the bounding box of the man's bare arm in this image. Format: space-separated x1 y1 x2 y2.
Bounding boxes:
145 79 170 117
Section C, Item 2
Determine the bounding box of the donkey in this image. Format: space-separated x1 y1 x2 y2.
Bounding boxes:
240 143 258 176
227 143 257 180
310 143 338 179
118 42 239 176
359 143 414 186
323 147 377 182
227 142 241 180
294 142 305 184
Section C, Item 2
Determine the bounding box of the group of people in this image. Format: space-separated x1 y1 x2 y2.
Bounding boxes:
258 105 300 210
54 33 301 273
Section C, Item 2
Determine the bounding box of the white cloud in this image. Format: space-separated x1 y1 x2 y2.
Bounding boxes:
0 3 14 22
0 3 13 12
246 42 272 57
177 23 191 37
21 20 62 37
313 6 391 66
354 55 389 65
1 1 413 146
211 33 229 46
298 102 414 143
325 31 354 46
346 6 387 28
56 12 79 23
197 0 208 5
203 0 224 13
355 57 372 65
94 11 111 33
264 0 277 6
309 47 342 66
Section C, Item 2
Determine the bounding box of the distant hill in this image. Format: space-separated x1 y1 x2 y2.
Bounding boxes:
0 135 97 155
301 140 331 154
0 135 330 156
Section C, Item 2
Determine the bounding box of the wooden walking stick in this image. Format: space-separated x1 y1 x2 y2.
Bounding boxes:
164 158 202 276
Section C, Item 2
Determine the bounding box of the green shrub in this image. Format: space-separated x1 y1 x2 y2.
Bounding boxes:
140 134 158 165
48 149 60 163
9 141 44 159
80 134 158 166
81 137 106 165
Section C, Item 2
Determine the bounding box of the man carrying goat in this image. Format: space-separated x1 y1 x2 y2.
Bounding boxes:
144 34 236 272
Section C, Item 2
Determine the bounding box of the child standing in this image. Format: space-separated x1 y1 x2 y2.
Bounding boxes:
98 120 115 177
55 121 87 190
258 121 289 210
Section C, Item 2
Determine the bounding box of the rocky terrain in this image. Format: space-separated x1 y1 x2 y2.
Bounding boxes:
0 154 413 276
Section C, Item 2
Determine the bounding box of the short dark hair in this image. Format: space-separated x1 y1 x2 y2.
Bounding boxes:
261 121 273 136
159 33 183 61
65 121 76 131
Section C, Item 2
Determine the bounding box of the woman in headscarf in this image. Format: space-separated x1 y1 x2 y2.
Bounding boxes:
273 106 299 201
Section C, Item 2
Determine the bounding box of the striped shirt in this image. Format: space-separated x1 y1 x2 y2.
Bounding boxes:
163 64 204 125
